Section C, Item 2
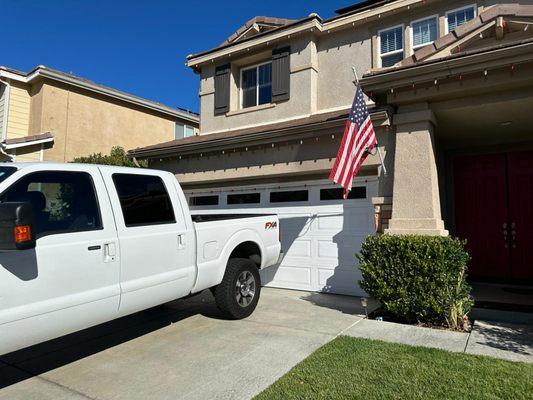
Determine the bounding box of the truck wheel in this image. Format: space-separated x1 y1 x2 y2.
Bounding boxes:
215 258 261 320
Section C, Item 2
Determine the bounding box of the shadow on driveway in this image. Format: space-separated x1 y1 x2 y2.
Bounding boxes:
0 291 222 389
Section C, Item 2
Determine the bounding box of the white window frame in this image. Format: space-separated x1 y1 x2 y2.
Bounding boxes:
445 4 477 34
377 24 405 68
410 15 439 52
239 60 272 109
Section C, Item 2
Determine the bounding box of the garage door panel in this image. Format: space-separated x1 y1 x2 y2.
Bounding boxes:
316 212 372 234
283 239 312 258
318 268 365 296
261 265 313 291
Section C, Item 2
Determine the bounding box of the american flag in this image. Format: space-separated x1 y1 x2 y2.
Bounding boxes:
329 83 377 198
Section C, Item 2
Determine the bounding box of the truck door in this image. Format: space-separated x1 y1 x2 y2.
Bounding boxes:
0 167 120 354
100 170 195 315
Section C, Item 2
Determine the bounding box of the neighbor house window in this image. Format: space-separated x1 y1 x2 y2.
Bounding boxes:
446 5 476 33
379 25 404 68
412 16 438 50
240 62 272 109
175 123 195 140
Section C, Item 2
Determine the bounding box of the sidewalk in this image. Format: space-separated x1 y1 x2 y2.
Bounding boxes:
343 317 533 363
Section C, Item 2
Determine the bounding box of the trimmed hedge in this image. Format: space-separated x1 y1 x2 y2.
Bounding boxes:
358 235 473 330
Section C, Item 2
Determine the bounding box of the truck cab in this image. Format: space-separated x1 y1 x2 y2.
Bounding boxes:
0 163 281 355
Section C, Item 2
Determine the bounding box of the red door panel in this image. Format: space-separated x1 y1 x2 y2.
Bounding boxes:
454 154 510 279
507 151 533 280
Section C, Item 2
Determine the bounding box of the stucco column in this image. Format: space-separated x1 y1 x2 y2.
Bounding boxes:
386 104 448 236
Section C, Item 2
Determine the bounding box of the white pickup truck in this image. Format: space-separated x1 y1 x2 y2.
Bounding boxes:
0 163 281 355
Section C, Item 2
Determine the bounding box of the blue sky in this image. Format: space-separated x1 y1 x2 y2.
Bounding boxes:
3 0 357 113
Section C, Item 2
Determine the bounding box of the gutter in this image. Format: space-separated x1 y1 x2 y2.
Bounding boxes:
3 136 54 150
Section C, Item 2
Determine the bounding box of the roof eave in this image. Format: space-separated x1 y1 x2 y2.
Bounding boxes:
361 40 533 93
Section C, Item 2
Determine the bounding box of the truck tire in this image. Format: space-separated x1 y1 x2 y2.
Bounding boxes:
215 258 261 320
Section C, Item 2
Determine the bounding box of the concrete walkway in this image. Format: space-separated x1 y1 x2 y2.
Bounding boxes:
1 288 531 400
344 318 533 363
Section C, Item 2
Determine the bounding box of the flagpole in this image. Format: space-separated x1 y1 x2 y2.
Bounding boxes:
351 66 388 176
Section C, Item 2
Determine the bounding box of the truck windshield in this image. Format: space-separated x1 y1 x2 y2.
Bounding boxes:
0 167 16 185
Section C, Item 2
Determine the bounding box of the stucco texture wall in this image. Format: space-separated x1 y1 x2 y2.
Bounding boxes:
32 80 177 162
199 35 317 134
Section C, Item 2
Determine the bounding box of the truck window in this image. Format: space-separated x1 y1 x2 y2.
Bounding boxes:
0 166 17 184
0 171 103 238
112 173 176 227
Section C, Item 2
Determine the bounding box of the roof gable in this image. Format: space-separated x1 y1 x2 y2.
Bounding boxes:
222 16 297 46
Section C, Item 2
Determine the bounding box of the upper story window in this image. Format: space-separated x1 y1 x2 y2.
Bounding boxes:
412 16 438 50
240 62 272 109
175 123 195 140
446 5 476 33
379 25 404 68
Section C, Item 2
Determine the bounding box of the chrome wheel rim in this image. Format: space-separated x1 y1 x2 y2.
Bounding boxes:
235 271 256 308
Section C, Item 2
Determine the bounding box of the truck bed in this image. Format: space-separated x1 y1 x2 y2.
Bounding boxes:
191 213 275 223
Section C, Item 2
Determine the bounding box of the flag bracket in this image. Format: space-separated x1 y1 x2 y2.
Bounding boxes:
351 66 388 176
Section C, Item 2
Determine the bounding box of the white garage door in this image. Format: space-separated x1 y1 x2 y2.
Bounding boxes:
186 178 377 296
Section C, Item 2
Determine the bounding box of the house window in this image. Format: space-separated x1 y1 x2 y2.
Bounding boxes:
446 5 476 33
379 25 404 68
240 62 272 109
412 16 438 50
175 123 195 140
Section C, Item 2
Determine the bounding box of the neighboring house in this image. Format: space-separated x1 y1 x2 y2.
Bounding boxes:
130 0 533 296
0 65 198 162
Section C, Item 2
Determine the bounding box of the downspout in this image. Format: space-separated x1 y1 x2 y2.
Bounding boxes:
0 79 14 161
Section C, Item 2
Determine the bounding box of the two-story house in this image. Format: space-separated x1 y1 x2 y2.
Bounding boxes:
130 0 533 295
0 65 198 162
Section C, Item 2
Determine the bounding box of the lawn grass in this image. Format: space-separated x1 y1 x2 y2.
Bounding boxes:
255 336 533 400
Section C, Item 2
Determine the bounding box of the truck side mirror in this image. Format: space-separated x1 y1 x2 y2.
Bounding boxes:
0 202 36 250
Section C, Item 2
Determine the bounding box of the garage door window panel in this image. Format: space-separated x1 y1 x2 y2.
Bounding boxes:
227 193 260 205
320 187 367 201
189 195 219 206
270 190 309 203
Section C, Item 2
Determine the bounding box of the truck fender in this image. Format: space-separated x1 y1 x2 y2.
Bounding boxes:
191 229 265 294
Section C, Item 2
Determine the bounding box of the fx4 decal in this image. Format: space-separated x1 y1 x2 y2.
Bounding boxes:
265 221 278 230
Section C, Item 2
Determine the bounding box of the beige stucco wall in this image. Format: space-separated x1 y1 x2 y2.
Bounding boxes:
30 80 181 162
199 34 318 134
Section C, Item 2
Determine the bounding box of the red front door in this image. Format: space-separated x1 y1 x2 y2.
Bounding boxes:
454 152 533 281
507 152 533 280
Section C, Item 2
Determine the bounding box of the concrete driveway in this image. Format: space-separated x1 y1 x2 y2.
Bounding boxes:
0 288 372 400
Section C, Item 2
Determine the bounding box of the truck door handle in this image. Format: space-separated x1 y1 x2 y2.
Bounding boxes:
104 243 117 262
178 234 186 249
88 245 102 251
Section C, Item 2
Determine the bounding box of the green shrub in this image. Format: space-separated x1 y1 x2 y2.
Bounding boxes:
72 146 147 168
358 235 473 330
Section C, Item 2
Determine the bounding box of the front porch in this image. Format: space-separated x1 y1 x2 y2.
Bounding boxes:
362 10 533 286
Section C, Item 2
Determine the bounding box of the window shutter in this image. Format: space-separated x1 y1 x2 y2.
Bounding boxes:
214 64 231 115
271 46 290 102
